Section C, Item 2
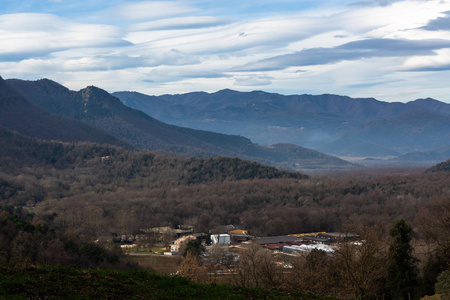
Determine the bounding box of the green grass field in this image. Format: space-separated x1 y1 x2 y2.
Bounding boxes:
0 264 325 299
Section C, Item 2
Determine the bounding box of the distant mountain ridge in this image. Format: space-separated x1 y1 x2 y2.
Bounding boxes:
4 77 355 172
113 89 450 162
0 76 129 148
426 159 450 172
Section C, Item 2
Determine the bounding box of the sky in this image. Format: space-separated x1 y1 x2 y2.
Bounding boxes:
1 0 450 103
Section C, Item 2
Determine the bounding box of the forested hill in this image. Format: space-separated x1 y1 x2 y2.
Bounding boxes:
0 127 305 197
426 159 450 172
5 78 355 172
0 76 129 149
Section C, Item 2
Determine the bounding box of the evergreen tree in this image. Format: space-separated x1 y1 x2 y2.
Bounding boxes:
435 269 450 297
387 219 418 300
183 239 204 257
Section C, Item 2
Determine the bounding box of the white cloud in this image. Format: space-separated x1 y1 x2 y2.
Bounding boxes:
2 0 450 102
125 15 326 59
232 38 450 72
397 48 450 71
106 1 197 21
0 13 129 60
331 0 450 37
233 75 272 86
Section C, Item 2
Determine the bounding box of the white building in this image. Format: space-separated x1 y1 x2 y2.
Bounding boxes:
211 234 231 245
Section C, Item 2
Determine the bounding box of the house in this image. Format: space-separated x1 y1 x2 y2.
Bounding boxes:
211 234 231 245
222 224 248 235
170 235 197 253
229 232 252 244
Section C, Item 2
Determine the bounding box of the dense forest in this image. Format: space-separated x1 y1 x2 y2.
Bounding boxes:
0 126 450 236
0 128 306 234
1 128 449 298
0 128 447 238
0 208 122 268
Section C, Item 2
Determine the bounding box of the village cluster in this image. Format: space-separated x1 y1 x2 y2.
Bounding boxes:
116 224 360 257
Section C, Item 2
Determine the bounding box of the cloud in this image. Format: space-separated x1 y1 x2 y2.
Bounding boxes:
421 11 450 31
232 38 450 71
0 54 145 75
145 67 226 82
233 75 272 86
126 15 327 57
0 13 129 61
47 48 200 72
107 1 197 21
346 80 398 89
349 0 404 7
397 48 450 71
129 16 230 31
2 0 450 102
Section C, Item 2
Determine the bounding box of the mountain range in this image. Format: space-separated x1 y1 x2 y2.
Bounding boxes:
4 75 448 169
0 77 129 148
113 90 450 163
1 77 355 172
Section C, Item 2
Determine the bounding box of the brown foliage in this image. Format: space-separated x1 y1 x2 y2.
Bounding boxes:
233 243 282 289
177 252 209 283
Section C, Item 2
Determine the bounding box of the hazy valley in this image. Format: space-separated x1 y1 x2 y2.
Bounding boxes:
1 75 449 299
114 89 450 166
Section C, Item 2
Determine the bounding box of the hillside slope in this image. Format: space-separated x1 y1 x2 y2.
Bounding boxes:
6 78 355 172
0 76 129 148
426 159 450 172
0 126 304 184
0 264 315 299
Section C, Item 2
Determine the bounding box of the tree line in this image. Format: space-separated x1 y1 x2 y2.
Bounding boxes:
179 214 449 299
0 208 124 268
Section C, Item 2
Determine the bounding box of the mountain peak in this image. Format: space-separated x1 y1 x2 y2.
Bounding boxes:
80 85 122 107
410 97 439 104
36 78 70 91
0 78 129 147
214 88 239 95
81 85 107 95
407 97 450 116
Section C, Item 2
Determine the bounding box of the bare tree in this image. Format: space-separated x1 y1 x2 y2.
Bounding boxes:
287 249 335 297
333 225 389 299
233 243 281 289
